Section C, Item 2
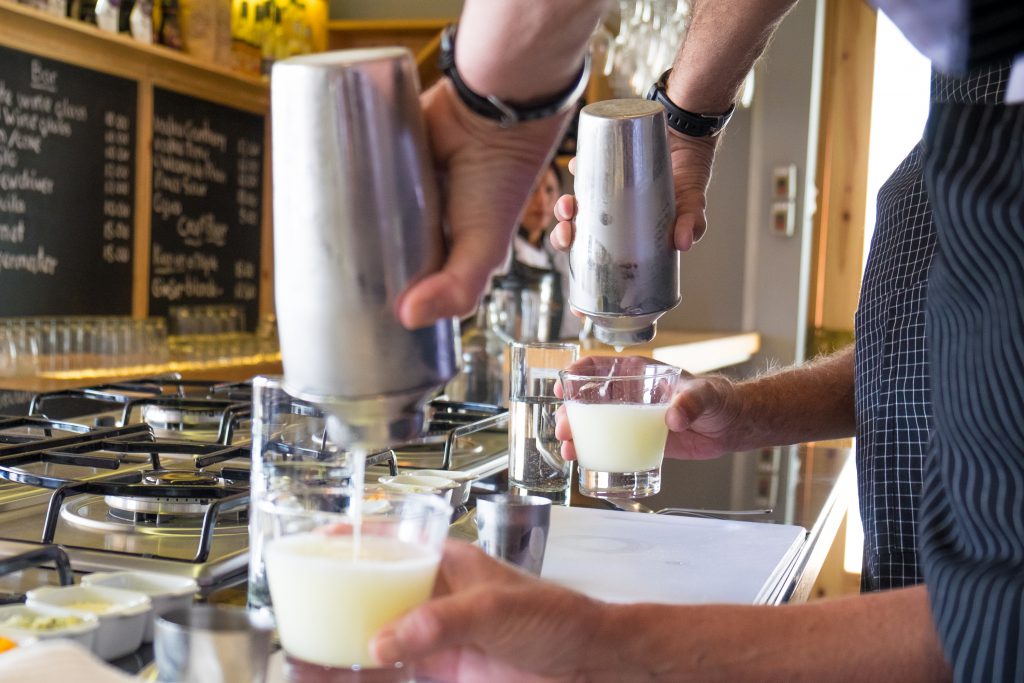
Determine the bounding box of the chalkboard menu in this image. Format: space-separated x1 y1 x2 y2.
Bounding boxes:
0 45 136 316
149 87 264 330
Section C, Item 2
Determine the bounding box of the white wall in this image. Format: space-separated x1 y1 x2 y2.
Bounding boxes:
663 0 823 372
739 0 823 369
659 107 752 334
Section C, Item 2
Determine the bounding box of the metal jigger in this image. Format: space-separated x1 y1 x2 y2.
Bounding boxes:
570 99 679 347
475 494 552 575
271 49 458 447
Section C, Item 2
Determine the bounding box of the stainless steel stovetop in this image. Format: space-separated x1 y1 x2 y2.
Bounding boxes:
0 378 508 595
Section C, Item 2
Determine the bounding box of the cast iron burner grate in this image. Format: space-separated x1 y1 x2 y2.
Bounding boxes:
28 378 255 445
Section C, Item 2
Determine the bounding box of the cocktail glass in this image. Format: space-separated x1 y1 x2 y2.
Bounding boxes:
262 488 450 682
559 357 681 498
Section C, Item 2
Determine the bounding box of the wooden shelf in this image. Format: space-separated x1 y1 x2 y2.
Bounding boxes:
327 18 447 88
0 0 273 323
0 1 267 109
1 353 282 391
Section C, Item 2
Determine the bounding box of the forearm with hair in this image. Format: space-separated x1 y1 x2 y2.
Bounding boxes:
587 585 950 682
729 345 856 450
667 0 799 112
456 0 608 104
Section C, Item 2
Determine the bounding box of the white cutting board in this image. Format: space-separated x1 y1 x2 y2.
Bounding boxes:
540 506 805 605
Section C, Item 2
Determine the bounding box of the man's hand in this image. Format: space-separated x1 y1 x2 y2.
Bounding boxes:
550 133 718 253
397 81 570 329
370 541 604 682
554 355 745 462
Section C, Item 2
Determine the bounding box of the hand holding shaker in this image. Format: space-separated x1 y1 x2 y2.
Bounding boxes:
570 100 679 348
271 49 458 448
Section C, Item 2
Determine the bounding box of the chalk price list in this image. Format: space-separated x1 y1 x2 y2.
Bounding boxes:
148 87 263 325
234 137 260 302
101 110 132 265
0 47 136 316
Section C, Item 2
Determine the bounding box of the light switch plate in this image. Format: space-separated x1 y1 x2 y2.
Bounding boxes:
771 201 795 237
772 164 798 200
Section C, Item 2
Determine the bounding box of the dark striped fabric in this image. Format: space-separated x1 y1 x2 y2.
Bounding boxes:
967 0 1024 70
854 65 1008 592
920 101 1024 681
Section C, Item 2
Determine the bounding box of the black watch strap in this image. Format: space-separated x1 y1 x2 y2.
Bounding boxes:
646 69 735 138
439 23 591 128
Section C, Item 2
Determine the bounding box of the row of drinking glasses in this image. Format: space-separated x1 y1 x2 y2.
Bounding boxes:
167 305 247 336
592 0 755 105
0 314 281 377
0 316 170 377
168 329 279 363
592 0 691 98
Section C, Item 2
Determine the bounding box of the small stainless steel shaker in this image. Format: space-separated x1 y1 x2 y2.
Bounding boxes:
570 99 679 347
475 494 552 575
272 49 458 447
154 606 273 683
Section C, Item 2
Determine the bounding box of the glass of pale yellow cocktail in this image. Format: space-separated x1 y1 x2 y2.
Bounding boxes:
261 488 450 682
559 357 681 499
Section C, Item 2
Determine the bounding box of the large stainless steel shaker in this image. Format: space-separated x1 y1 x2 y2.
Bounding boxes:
570 99 679 347
271 49 458 447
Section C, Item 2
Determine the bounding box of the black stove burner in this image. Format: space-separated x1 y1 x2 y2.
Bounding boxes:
104 503 247 527
27 379 255 445
100 468 230 520
0 380 505 572
142 469 221 487
42 475 250 562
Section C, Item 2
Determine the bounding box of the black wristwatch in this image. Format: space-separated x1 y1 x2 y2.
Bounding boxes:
646 69 735 138
438 23 591 128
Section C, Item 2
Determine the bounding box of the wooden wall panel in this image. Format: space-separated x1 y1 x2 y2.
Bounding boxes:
808 0 877 353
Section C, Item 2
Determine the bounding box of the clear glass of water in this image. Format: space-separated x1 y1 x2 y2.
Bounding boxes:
507 341 580 493
248 375 354 616
559 357 681 498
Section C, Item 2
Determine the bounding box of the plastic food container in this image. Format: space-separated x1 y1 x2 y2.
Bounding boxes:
27 585 151 660
0 603 98 653
413 469 475 506
378 474 458 504
82 571 197 643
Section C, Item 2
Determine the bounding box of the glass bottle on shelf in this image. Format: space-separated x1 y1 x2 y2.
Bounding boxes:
129 0 153 43
94 0 120 32
155 0 184 49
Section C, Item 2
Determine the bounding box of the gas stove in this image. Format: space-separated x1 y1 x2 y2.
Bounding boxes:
0 378 508 595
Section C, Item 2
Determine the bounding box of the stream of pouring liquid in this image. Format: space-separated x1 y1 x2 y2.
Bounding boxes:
348 444 366 558
321 411 368 559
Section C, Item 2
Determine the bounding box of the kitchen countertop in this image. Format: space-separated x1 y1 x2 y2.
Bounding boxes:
201 441 855 603
518 439 854 605
0 358 855 674
107 440 853 675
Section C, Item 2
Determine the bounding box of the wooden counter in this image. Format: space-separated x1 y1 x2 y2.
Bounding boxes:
580 331 761 374
0 353 282 393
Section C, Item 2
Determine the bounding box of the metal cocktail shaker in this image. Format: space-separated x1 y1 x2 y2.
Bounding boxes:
271 49 458 447
570 99 679 347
